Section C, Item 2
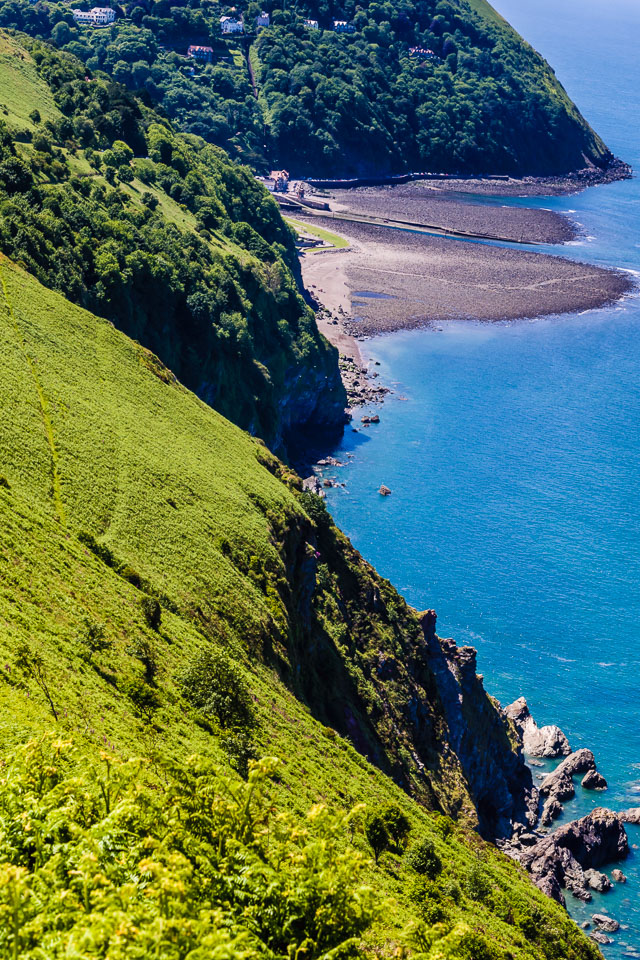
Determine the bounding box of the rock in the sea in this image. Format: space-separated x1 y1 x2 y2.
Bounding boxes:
584 868 612 892
505 697 571 758
592 913 620 933
539 749 604 807
582 768 608 790
581 921 591 930
379 484 391 496
590 930 613 945
612 868 627 883
542 798 563 826
619 808 640 824
518 808 629 905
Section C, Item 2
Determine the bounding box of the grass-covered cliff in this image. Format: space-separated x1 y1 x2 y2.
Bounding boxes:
0 0 613 176
0 251 601 960
0 25 606 960
0 31 345 454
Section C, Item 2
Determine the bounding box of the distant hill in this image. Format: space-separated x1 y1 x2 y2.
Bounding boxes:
0 31 345 453
0 0 613 176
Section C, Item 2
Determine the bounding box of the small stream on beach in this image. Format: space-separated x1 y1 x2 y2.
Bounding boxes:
320 0 640 953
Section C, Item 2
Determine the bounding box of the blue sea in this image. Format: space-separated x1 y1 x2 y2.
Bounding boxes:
322 0 640 951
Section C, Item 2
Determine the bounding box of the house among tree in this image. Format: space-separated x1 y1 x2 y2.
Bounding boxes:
269 170 289 192
409 47 440 61
304 18 319 29
220 15 244 34
187 44 214 62
72 6 115 25
332 19 355 33
255 11 270 29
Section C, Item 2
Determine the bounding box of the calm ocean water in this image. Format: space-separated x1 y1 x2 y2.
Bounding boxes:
322 0 640 951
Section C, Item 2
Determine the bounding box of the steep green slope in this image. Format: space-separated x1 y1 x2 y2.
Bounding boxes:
0 252 600 959
0 33 345 454
0 0 614 177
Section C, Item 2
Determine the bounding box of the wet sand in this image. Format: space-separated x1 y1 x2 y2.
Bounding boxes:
302 248 362 363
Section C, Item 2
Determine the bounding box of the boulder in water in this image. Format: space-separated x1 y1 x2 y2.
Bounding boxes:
592 914 620 933
584 868 611 892
582 768 608 790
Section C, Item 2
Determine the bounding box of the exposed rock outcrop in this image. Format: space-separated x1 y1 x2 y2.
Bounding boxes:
517 808 628 905
418 611 538 839
538 749 607 821
542 798 563 826
612 868 627 883
505 697 571 758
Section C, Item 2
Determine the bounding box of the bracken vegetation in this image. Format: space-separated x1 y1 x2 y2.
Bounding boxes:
0 242 600 960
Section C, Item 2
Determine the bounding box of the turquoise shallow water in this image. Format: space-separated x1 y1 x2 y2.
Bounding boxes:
322 0 640 952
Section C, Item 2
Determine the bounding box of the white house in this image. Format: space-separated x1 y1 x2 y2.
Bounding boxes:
72 6 115 24
303 18 319 29
255 11 269 28
220 15 244 34
332 19 354 33
92 7 115 23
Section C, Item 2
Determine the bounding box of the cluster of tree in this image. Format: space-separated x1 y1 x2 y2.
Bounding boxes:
0 0 609 175
254 0 609 175
0 0 266 165
0 37 344 449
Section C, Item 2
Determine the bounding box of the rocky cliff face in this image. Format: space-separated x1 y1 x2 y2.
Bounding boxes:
416 611 539 838
261 482 539 839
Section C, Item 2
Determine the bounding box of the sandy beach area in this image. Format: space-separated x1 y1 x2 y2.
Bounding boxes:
298 186 633 340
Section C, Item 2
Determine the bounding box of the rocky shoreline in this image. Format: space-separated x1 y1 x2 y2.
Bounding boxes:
498 695 635 948
431 157 632 198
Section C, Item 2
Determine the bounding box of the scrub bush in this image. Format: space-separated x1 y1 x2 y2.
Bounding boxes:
0 735 377 960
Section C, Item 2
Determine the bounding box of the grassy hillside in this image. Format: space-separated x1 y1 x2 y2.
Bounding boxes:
0 0 613 176
0 32 346 454
0 31 60 131
0 251 601 959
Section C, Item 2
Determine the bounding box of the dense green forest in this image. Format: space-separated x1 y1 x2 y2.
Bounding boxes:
0 31 345 452
0 0 611 175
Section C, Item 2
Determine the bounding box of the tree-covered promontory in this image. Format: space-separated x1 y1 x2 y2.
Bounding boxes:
0 0 612 176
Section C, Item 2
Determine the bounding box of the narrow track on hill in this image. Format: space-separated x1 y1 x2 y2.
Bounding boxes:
0 260 65 524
